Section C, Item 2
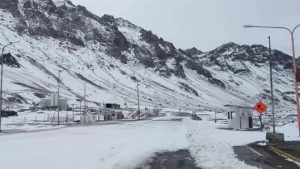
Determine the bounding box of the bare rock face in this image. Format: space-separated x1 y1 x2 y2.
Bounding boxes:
2 53 21 68
0 0 19 15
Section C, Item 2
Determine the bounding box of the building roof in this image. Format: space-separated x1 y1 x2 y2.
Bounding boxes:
224 104 253 110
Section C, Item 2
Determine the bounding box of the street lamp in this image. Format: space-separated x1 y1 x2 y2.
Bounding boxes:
0 41 19 132
268 36 275 133
244 24 300 136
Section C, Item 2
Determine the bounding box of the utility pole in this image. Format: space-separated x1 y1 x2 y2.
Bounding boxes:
83 83 86 124
0 41 19 132
98 105 100 121
72 103 75 121
137 80 140 120
66 105 69 123
268 36 276 133
57 70 62 125
79 99 82 116
215 111 217 123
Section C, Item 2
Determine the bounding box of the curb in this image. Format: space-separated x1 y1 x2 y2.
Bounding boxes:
269 146 300 163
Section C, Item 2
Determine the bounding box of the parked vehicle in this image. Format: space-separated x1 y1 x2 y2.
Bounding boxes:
1 110 18 117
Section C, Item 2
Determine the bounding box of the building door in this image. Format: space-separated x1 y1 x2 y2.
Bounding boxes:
249 117 253 128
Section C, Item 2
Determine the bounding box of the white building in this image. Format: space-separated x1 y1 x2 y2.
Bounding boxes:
38 93 68 110
80 115 97 124
225 104 254 130
102 103 123 121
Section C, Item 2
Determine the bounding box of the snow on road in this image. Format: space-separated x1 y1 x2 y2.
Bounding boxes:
0 112 283 169
0 120 188 169
184 119 264 169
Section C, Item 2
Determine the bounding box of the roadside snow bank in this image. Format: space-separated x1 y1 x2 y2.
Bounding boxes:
276 122 300 141
184 119 264 169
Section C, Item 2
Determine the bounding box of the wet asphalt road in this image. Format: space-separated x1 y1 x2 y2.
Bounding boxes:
137 150 201 169
138 143 300 169
234 144 300 169
272 141 300 158
137 114 201 169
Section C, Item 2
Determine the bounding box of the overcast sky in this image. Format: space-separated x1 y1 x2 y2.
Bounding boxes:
71 0 300 55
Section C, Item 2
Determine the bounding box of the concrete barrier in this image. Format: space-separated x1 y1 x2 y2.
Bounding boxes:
266 132 284 142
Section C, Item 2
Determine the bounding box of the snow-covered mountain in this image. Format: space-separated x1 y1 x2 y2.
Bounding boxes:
0 0 297 113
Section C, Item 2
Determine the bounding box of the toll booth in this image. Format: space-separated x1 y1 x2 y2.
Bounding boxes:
225 104 254 130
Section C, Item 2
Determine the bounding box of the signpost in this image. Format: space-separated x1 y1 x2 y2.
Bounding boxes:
254 101 267 131
254 100 268 114
254 100 285 141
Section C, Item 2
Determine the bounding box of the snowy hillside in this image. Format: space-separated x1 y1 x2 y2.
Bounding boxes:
0 0 297 114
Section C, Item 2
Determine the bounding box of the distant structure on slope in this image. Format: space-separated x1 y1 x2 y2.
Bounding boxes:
225 104 254 130
103 103 124 121
38 93 68 111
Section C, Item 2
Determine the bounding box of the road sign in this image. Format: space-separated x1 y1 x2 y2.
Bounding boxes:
254 100 267 114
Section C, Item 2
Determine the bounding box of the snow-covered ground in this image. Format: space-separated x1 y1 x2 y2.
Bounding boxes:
0 116 188 169
276 121 300 141
0 111 299 169
1 110 77 132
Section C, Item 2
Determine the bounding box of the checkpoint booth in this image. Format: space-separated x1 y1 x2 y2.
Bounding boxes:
224 104 254 130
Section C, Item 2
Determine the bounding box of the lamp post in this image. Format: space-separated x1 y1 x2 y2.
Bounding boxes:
268 36 276 133
244 24 300 136
0 41 19 132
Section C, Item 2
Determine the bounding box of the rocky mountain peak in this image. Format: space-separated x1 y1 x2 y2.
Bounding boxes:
202 42 292 69
184 47 203 57
101 14 117 26
0 0 297 111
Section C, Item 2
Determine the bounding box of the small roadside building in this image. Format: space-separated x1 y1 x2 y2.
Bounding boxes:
102 103 124 121
224 104 254 130
38 93 68 111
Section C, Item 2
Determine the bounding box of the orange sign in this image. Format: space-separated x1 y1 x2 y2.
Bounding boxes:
254 100 267 114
